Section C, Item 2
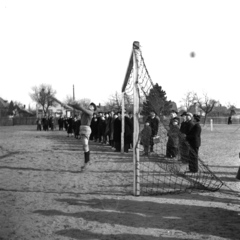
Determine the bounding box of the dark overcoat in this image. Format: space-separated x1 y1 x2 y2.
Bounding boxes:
146 116 159 136
186 122 201 149
113 117 121 142
124 116 133 144
90 117 98 136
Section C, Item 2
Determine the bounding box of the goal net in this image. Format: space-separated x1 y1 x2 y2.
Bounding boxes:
122 41 224 196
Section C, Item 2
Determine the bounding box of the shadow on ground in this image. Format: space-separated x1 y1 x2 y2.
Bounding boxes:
34 197 240 240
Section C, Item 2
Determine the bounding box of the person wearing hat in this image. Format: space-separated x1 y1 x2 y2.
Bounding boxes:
179 111 194 162
145 110 160 152
166 111 180 158
97 112 104 143
109 111 116 148
169 110 180 126
69 102 97 170
113 111 122 152
140 121 152 156
179 111 189 162
185 112 194 134
166 117 180 159
180 111 187 133
90 113 98 141
186 114 202 173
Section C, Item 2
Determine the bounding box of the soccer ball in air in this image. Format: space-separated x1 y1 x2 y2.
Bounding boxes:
190 52 195 58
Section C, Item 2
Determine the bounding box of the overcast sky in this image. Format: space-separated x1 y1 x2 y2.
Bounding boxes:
1 0 240 109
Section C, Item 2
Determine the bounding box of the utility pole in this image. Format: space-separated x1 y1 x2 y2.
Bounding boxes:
73 85 75 101
73 85 75 116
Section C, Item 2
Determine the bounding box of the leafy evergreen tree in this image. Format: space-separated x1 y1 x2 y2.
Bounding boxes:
141 83 172 117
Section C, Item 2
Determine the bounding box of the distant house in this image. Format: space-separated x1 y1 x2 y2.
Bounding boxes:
208 106 228 117
0 97 9 117
178 103 198 116
13 106 35 117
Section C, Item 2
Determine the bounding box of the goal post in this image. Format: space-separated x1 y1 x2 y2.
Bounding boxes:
122 41 140 196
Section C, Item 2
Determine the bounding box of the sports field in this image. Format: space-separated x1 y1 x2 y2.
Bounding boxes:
0 125 239 240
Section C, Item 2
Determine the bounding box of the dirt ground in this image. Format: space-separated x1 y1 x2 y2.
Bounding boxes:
0 125 240 240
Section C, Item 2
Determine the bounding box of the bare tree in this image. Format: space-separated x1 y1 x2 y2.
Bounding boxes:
195 92 217 125
64 95 74 105
180 91 197 111
225 102 236 117
104 91 122 111
30 84 57 115
226 102 236 109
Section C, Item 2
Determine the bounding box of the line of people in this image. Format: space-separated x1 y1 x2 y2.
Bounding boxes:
61 101 134 170
90 111 133 153
36 115 55 131
56 110 134 153
140 110 201 173
166 110 201 173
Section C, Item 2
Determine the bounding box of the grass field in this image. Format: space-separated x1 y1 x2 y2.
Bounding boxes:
0 125 239 240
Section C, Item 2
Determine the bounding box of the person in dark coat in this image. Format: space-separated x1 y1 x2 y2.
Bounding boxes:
166 117 180 158
185 112 194 134
63 116 68 131
90 113 98 141
109 111 116 148
179 111 190 162
180 111 188 134
97 112 104 143
113 112 122 152
128 111 134 148
58 116 64 130
186 114 202 173
100 114 107 144
166 110 179 157
104 112 111 144
49 115 54 131
42 116 49 131
67 116 73 137
124 114 133 153
180 112 194 162
73 115 81 139
228 116 232 125
140 121 152 156
146 111 160 152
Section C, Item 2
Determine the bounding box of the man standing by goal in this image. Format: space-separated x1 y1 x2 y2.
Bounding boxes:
146 110 160 152
69 102 97 170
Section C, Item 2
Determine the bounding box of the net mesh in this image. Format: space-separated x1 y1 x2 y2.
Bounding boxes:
123 41 224 195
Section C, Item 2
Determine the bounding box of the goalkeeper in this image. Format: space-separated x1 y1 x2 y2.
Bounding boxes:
69 102 97 170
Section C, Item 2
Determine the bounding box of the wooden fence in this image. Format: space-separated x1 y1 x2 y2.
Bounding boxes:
201 117 240 125
0 117 37 126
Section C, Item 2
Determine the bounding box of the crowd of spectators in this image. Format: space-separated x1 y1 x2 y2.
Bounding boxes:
36 108 202 173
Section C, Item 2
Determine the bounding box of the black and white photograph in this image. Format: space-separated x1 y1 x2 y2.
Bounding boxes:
0 1 240 239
